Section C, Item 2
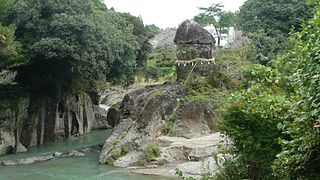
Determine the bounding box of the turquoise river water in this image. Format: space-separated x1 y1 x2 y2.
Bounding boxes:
0 130 169 180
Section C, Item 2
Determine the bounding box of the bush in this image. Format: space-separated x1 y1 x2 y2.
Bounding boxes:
219 84 291 179
138 144 161 165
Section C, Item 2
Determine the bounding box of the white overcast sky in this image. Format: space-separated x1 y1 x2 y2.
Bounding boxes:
104 0 246 28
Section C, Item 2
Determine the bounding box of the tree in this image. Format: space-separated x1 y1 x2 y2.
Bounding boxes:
238 0 313 36
0 0 14 22
119 12 153 73
273 4 320 178
0 24 26 70
218 3 320 179
7 0 138 92
219 64 291 179
237 0 314 65
145 24 160 39
194 3 236 47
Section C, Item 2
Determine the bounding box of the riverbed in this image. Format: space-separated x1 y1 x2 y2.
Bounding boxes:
0 130 168 180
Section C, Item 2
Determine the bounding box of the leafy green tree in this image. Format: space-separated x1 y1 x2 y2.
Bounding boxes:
0 0 14 22
194 3 236 46
237 0 314 65
7 0 137 92
145 24 160 39
219 65 291 179
119 12 153 73
218 3 320 179
0 24 25 70
273 4 320 178
238 0 313 35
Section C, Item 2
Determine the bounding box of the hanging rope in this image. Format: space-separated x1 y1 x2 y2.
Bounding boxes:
176 58 216 66
185 60 199 85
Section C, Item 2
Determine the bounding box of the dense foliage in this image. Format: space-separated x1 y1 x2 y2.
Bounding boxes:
4 0 143 94
219 65 291 179
119 12 153 73
273 4 320 178
0 24 25 70
0 0 14 21
218 2 320 179
238 0 314 65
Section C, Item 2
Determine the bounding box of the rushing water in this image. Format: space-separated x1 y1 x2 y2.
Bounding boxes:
0 130 167 180
99 104 110 112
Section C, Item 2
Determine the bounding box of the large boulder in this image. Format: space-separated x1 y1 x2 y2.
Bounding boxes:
99 84 179 164
174 20 215 45
99 84 219 165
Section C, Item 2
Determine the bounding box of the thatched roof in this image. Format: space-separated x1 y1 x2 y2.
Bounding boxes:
174 20 215 45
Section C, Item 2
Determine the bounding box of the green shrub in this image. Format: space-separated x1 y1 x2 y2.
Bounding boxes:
159 66 176 80
138 144 161 165
219 84 291 179
163 121 175 136
105 142 131 166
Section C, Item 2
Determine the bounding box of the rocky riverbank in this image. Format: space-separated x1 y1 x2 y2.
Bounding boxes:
99 83 227 178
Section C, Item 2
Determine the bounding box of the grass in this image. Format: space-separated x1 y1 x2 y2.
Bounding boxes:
138 144 161 165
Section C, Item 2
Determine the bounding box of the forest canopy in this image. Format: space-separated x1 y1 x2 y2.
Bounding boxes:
0 0 155 96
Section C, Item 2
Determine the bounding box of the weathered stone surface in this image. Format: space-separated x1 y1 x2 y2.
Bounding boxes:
1 144 101 166
99 84 180 164
175 102 212 139
0 93 96 156
158 133 222 162
99 84 221 165
172 157 217 178
92 105 111 130
174 20 217 82
0 98 29 155
68 150 85 157
114 151 144 168
97 83 227 179
53 152 63 157
129 135 225 178
174 20 215 45
16 142 28 153
1 155 54 166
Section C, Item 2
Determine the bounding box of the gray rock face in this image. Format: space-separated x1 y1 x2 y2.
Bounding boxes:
174 20 215 45
174 20 216 82
99 84 180 164
175 102 216 139
92 105 111 130
0 98 29 155
99 84 219 166
0 93 96 155
114 151 144 168
150 28 176 49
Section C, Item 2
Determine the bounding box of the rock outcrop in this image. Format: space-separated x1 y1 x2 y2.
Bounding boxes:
174 20 215 46
99 84 180 164
99 84 220 168
174 20 215 61
0 93 96 155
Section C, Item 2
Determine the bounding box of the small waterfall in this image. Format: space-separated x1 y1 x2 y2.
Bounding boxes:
99 104 110 112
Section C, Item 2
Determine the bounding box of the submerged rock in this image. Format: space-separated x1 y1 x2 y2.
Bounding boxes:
1 144 100 166
1 155 54 166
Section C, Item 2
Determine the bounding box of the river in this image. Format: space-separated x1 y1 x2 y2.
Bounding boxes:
0 130 168 180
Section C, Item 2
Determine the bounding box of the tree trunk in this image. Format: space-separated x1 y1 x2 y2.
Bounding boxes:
214 26 221 47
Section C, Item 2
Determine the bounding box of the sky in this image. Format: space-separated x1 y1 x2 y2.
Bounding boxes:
104 0 246 29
